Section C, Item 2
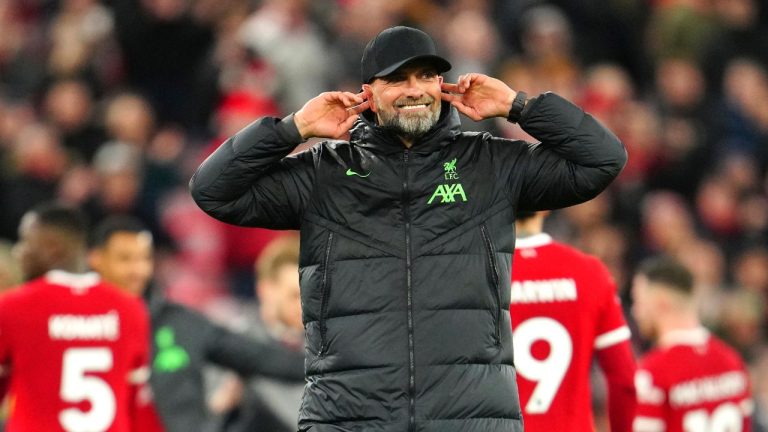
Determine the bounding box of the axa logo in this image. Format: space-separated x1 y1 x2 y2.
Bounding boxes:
428 183 467 204
428 158 468 204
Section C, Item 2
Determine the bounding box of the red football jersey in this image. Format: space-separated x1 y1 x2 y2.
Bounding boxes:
0 270 151 432
511 233 633 431
634 328 752 432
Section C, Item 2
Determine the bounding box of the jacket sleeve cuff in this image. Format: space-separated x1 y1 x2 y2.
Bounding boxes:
276 114 306 145
517 95 540 124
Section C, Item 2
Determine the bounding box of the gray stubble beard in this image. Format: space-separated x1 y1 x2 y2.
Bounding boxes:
376 101 441 138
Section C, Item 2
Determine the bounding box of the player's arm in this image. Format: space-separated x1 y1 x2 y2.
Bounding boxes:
633 369 667 432
204 320 305 381
596 340 636 432
592 259 637 432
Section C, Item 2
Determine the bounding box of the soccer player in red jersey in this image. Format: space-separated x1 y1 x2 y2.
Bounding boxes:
0 203 152 432
511 211 636 431
632 256 752 432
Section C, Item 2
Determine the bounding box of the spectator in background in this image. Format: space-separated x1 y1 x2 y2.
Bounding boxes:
238 0 339 112
46 0 118 89
0 123 69 241
88 215 305 432
518 4 581 103
211 234 304 432
0 1 47 100
103 92 156 148
639 191 698 257
329 0 400 90
511 211 636 432
99 92 181 246
442 7 505 136
110 0 215 127
720 58 768 167
648 56 712 198
0 203 152 432
716 288 765 362
645 0 719 65
84 141 145 225
703 0 768 95
631 256 753 432
42 79 106 163
733 247 768 296
675 238 728 328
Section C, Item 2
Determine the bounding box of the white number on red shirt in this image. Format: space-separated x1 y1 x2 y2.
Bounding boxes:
59 347 116 432
683 402 742 432
513 317 573 413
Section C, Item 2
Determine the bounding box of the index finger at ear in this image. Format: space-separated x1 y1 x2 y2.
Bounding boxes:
344 91 365 105
440 92 459 103
347 100 370 115
441 82 461 93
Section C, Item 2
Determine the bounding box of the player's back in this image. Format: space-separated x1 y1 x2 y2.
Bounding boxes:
0 270 150 432
511 233 631 431
634 329 751 432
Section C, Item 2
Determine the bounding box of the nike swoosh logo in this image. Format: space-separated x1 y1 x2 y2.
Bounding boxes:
346 168 370 177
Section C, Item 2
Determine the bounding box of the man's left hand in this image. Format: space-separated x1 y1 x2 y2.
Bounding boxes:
441 73 517 121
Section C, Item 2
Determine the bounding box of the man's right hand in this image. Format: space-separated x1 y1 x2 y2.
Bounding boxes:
294 91 370 140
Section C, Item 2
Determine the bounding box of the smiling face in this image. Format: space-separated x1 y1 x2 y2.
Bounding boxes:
364 61 443 139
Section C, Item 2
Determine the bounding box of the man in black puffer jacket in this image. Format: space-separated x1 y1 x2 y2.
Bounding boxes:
190 26 627 432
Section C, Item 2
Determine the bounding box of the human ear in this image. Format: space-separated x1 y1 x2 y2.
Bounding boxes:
362 84 377 113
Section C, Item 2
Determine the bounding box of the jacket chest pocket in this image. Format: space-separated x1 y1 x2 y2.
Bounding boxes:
318 231 335 356
480 223 502 346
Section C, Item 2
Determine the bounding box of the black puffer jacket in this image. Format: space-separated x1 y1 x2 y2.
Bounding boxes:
190 92 627 432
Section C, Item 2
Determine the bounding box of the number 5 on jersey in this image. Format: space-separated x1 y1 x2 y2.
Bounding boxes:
59 347 117 432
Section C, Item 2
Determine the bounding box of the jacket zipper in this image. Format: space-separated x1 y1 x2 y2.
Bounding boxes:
318 231 335 356
402 149 416 432
480 224 502 346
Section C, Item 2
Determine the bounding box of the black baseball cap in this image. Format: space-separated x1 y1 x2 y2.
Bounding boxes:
361 26 452 83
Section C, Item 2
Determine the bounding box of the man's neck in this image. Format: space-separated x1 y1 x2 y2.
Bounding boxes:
656 313 703 347
53 257 87 274
515 218 545 238
516 227 538 238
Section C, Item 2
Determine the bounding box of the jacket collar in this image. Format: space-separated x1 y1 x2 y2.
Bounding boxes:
351 101 462 154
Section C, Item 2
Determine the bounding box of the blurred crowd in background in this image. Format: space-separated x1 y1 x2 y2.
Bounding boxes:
0 0 768 429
